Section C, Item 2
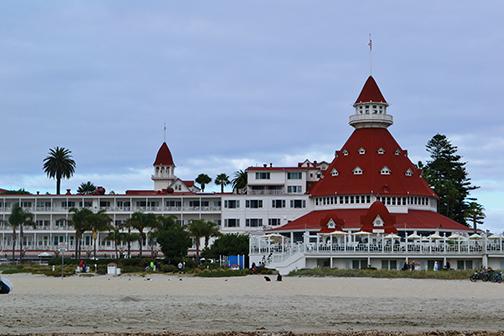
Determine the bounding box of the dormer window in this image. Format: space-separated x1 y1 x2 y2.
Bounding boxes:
377 147 385 155
343 149 349 156
395 149 401 156
358 147 366 155
353 167 363 175
405 168 413 177
373 215 383 227
331 168 339 177
380 166 391 175
327 219 336 229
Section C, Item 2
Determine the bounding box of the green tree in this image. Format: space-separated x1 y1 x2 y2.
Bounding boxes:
105 226 125 259
187 220 220 262
232 170 247 193
77 181 96 195
69 207 93 260
3 189 30 195
123 218 139 258
43 147 76 195
9 204 34 262
203 233 249 259
195 173 212 192
421 134 478 224
465 201 486 232
155 216 192 263
215 173 230 193
89 210 112 260
129 212 158 257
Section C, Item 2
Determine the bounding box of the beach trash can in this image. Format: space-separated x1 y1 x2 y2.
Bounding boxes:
107 263 117 276
116 268 121 276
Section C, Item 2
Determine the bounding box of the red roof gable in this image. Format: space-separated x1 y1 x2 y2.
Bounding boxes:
272 208 470 232
153 142 174 166
309 128 436 198
354 76 387 105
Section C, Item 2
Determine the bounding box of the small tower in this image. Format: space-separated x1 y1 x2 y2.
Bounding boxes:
152 142 176 190
349 76 393 129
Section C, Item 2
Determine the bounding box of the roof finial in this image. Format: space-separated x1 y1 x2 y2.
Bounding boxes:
163 123 167 142
368 33 373 75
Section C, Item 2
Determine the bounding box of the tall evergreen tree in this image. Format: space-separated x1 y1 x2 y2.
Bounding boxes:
465 201 486 232
421 134 479 224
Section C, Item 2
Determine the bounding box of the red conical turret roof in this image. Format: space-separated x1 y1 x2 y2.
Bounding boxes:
309 128 437 198
153 142 174 166
354 76 387 105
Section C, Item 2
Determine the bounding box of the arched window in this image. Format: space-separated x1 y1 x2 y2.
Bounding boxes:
343 149 349 156
405 168 413 177
377 147 385 155
358 147 366 155
395 149 401 156
353 167 363 175
331 168 339 177
380 166 391 175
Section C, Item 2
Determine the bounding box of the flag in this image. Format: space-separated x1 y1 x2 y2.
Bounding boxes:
368 34 372 51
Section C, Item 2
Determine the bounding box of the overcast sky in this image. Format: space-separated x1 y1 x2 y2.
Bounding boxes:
0 1 503 231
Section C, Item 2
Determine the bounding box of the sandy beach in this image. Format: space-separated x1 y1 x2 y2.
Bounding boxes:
1 273 504 335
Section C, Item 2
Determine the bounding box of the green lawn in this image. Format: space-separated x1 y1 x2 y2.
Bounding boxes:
288 268 475 280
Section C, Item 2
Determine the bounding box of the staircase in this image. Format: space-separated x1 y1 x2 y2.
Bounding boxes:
265 251 306 275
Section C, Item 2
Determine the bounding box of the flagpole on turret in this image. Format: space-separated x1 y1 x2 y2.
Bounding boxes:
368 33 373 75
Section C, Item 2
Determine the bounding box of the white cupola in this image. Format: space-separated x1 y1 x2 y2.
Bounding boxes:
349 76 393 129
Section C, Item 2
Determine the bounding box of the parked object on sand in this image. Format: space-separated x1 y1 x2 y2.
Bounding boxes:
0 276 13 294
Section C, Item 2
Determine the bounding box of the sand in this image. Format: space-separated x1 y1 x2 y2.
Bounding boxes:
1 273 503 335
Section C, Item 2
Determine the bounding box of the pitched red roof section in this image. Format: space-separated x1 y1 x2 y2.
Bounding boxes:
272 208 470 232
0 188 6 194
354 76 387 105
360 201 397 234
183 180 195 188
153 142 174 166
309 128 437 198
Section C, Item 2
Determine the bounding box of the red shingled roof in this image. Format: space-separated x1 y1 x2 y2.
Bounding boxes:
354 76 387 105
153 142 174 166
272 207 470 232
309 128 437 198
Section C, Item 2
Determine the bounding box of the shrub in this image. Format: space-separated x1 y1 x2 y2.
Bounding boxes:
195 268 249 277
160 264 178 273
288 268 474 279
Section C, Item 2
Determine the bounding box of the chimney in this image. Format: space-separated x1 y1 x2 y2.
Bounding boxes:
66 189 71 195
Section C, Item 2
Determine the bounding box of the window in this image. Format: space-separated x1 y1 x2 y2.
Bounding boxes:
343 149 349 156
245 218 263 227
290 200 306 208
272 200 286 208
373 215 383 227
100 201 111 208
287 172 302 180
224 218 240 228
405 168 413 177
245 200 263 208
353 167 363 175
331 168 339 177
255 172 270 180
380 166 391 175
165 200 181 207
287 186 302 193
395 149 401 156
268 218 281 226
358 147 366 155
224 200 240 208
377 147 385 155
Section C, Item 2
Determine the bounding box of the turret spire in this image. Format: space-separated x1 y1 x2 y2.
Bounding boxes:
349 76 393 129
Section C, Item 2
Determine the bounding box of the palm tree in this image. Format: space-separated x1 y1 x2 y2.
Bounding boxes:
232 170 247 193
89 210 111 260
123 217 139 258
215 173 230 193
77 181 96 195
129 212 158 257
9 204 34 262
105 226 125 259
465 201 486 232
195 173 212 192
69 208 93 260
43 147 76 195
187 220 220 262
